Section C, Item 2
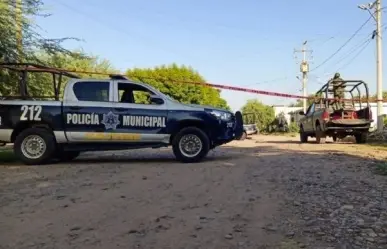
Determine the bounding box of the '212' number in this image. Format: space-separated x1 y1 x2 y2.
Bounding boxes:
20 105 42 121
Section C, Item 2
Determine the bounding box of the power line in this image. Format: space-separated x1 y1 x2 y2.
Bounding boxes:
314 35 373 84
330 33 372 64
309 16 372 72
322 36 373 73
53 0 190 60
336 39 372 71
241 76 289 87
321 25 386 74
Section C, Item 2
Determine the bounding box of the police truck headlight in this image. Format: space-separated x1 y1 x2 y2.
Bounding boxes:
207 110 232 121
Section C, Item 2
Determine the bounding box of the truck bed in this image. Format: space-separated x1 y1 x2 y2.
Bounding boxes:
325 107 372 130
329 119 371 126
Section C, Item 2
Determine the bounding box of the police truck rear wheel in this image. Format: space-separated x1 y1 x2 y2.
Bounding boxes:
172 127 210 163
14 128 56 165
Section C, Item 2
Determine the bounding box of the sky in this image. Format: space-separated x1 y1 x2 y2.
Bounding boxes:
34 0 386 112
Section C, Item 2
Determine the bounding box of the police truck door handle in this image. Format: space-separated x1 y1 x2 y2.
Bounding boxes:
70 106 82 110
114 107 126 111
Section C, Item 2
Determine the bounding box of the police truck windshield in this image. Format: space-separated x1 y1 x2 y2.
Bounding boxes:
139 83 178 102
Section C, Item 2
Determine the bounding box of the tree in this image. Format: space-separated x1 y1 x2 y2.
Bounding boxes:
0 0 77 63
125 64 230 109
0 1 230 110
0 0 81 97
36 51 117 96
0 50 117 98
370 91 387 101
241 99 275 130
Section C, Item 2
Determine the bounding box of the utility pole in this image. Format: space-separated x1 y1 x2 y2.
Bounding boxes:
294 41 312 113
376 0 383 132
358 1 383 132
15 0 23 62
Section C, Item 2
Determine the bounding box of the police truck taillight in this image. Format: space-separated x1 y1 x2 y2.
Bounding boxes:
322 111 330 122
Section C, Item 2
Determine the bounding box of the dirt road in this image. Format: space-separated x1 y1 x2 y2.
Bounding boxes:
1 135 386 249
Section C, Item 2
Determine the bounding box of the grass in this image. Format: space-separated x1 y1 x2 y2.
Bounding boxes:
374 162 387 176
279 239 302 249
360 141 387 151
0 148 18 163
260 132 299 137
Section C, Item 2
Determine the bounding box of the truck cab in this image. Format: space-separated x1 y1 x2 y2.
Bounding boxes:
0 64 243 165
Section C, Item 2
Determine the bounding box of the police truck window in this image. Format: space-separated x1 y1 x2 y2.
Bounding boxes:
73 82 110 102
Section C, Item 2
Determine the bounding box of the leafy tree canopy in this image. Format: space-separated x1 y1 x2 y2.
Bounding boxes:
0 1 230 110
125 64 230 110
371 91 387 100
0 50 118 98
0 0 77 63
241 99 275 130
0 0 81 97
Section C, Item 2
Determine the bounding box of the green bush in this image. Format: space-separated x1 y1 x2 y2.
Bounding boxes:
288 122 299 133
375 163 387 176
241 99 275 131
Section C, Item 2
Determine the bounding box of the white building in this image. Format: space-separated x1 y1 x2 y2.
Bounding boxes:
272 103 387 130
358 103 387 130
272 105 303 124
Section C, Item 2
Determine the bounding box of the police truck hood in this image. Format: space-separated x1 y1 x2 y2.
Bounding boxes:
180 103 231 113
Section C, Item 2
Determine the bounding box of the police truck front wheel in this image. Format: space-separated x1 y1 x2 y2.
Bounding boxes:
14 128 57 165
172 127 210 163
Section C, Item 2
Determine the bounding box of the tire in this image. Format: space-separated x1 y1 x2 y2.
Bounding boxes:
332 135 337 143
14 127 57 165
355 133 368 144
55 150 81 162
315 124 326 144
172 127 210 163
300 126 308 143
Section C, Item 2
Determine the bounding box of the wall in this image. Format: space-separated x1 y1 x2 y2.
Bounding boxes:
272 105 303 125
355 103 387 130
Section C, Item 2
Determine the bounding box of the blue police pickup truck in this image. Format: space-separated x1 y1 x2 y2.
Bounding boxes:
0 73 243 165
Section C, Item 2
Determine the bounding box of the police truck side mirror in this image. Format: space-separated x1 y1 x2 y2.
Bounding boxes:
150 95 164 105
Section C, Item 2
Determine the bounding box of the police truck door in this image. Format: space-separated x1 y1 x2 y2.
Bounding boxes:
63 80 115 142
111 81 169 143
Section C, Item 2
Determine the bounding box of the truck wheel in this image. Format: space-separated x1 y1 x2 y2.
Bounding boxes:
315 124 326 144
355 133 368 144
332 136 338 143
55 150 81 162
300 127 308 143
14 127 57 165
172 127 210 163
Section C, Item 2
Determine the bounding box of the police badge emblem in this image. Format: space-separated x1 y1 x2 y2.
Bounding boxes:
101 111 120 130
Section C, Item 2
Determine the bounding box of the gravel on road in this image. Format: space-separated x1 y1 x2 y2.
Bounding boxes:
0 135 386 249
